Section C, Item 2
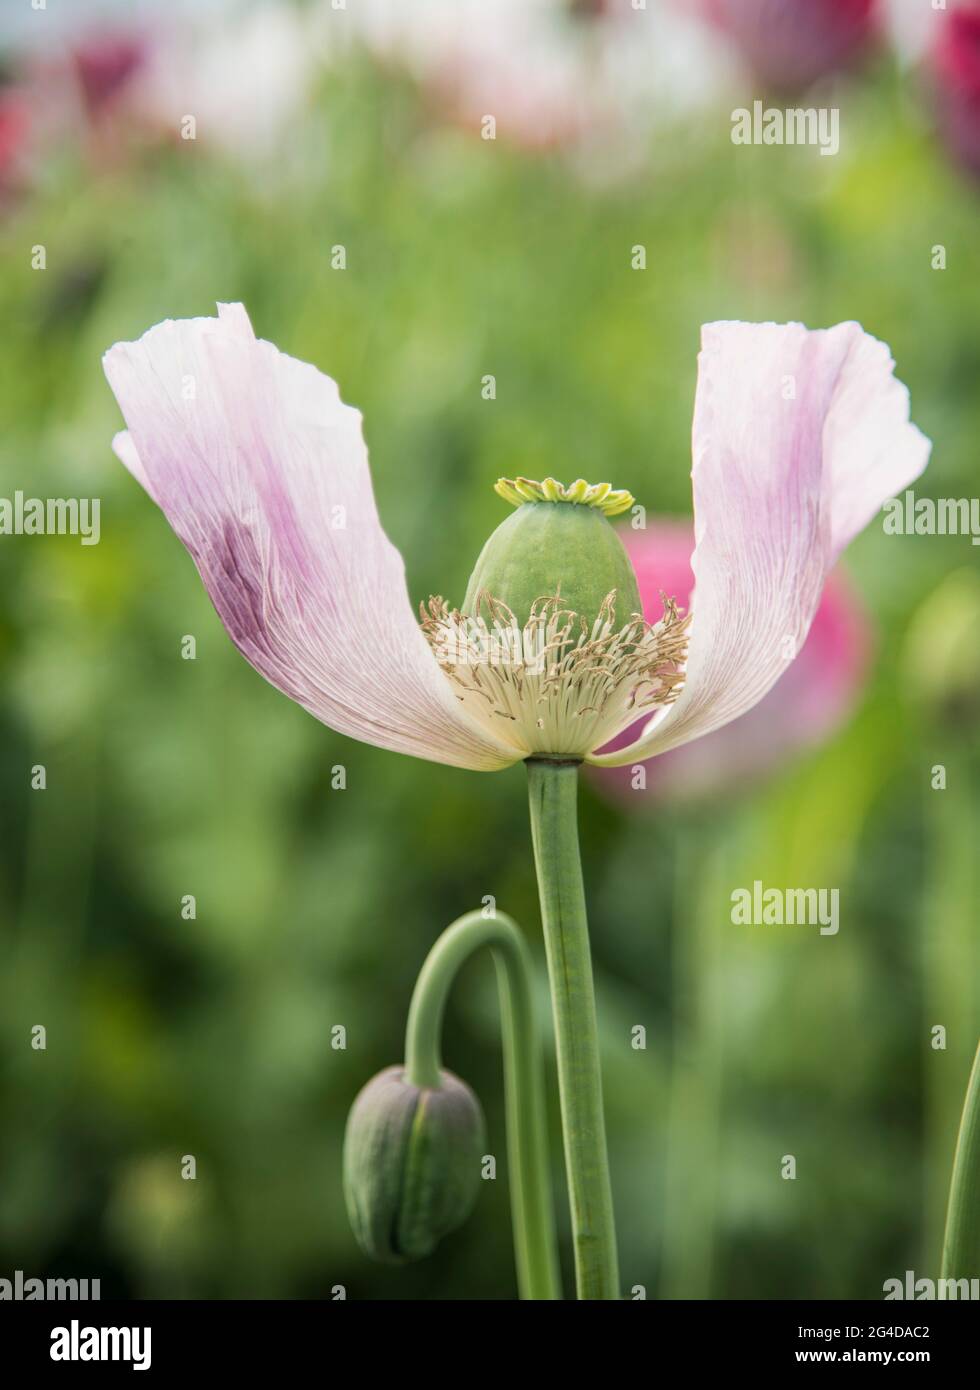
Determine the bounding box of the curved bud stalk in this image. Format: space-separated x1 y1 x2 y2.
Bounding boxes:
344 910 561 1300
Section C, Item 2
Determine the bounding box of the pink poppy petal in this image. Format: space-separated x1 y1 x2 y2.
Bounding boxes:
112 428 157 502
590 321 929 767
589 520 871 804
104 304 521 771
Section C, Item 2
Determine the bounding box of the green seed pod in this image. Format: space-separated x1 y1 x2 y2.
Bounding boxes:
462 477 641 630
343 1065 485 1264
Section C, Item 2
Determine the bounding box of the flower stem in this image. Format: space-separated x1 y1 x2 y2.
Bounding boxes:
941 1038 980 1284
661 820 725 1298
526 758 620 1300
404 909 561 1300
923 774 977 1265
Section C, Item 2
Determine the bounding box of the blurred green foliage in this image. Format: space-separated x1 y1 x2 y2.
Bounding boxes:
1 35 978 1300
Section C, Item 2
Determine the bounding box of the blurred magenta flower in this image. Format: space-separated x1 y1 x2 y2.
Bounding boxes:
103 308 928 772
0 88 30 197
702 0 879 90
588 521 871 805
933 1 980 179
72 33 146 121
56 8 326 167
0 30 152 180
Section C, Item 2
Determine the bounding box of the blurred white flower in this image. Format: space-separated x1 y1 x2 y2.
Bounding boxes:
137 2 334 163
347 0 728 155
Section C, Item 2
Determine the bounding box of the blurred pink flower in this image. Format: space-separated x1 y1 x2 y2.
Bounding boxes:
589 521 872 805
18 10 326 171
933 2 980 179
0 88 30 196
72 33 146 121
0 30 154 180
702 0 879 91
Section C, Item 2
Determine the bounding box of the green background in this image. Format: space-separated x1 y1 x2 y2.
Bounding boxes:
1 8 978 1300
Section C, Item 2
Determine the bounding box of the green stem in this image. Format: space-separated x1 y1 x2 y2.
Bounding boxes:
941 1039 980 1284
660 820 725 1299
924 774 977 1264
404 909 561 1301
526 758 620 1300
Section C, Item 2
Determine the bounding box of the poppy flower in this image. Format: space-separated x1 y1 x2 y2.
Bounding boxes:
103 307 929 771
702 0 879 91
72 33 146 121
0 88 31 196
933 1 980 179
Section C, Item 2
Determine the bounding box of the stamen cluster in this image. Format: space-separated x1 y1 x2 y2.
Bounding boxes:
420 589 689 758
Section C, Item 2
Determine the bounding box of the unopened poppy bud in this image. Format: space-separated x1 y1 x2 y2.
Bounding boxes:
463 476 641 630
343 1065 485 1264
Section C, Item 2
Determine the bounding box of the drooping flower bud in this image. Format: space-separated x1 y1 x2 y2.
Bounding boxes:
462 476 641 630
343 1065 485 1264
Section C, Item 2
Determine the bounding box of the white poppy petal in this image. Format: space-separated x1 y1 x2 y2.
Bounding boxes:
590 320 930 767
104 304 522 771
